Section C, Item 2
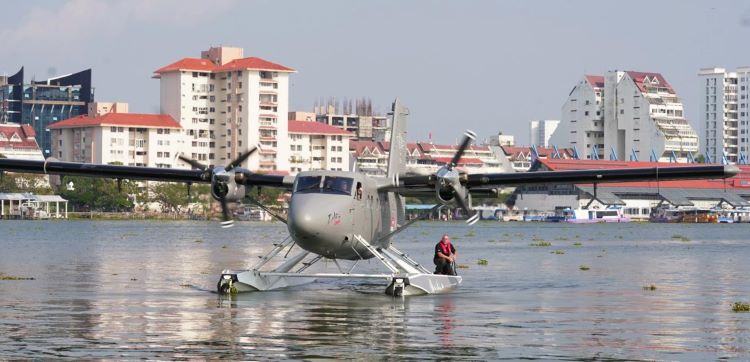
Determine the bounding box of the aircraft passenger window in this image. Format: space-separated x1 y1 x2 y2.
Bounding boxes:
322 177 354 195
295 176 322 193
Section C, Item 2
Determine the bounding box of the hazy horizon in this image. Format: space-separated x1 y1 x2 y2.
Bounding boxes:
2 0 749 145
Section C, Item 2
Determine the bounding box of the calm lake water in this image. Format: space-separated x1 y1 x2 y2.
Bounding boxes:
1 220 750 360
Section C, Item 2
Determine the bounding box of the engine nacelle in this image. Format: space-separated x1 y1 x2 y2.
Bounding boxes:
210 167 246 202
434 166 470 208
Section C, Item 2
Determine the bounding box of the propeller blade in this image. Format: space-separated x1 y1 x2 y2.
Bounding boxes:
225 146 258 171
449 130 477 169
179 155 207 171
219 196 234 228
452 188 479 225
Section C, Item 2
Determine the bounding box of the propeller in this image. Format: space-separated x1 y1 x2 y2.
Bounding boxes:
179 147 258 228
436 130 479 225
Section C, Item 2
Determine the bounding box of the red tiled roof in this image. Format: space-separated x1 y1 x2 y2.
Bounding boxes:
626 71 675 94
0 124 40 150
585 75 605 88
154 56 294 75
288 120 353 136
219 57 295 72
154 58 218 74
539 159 750 189
349 140 384 155
48 113 182 129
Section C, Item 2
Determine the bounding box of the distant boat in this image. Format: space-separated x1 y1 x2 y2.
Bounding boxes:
649 208 683 223
565 207 631 224
678 208 718 223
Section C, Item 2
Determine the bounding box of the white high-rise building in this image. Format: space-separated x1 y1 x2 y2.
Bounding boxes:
49 113 185 167
529 119 559 147
698 67 750 164
548 75 605 159
154 46 295 172
550 71 698 162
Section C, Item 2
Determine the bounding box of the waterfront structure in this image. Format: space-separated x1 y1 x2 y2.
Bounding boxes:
49 112 184 167
288 120 353 175
0 193 68 219
0 67 94 156
698 67 750 164
489 133 515 147
510 159 750 220
154 46 295 172
529 120 559 147
349 140 509 175
0 123 44 160
550 71 698 162
497 145 574 172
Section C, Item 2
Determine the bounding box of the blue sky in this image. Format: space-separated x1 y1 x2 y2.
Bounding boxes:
2 0 750 145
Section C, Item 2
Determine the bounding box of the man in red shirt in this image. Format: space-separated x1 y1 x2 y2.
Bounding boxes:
434 234 458 275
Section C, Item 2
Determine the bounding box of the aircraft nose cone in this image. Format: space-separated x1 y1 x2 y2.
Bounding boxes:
288 194 351 256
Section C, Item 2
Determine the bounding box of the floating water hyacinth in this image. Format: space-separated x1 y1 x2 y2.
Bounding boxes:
579 265 590 271
477 259 488 265
732 302 750 312
530 241 551 247
642 284 657 291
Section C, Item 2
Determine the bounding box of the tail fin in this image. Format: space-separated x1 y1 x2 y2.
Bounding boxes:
387 98 408 180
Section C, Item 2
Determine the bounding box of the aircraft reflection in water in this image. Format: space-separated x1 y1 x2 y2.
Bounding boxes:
0 99 738 296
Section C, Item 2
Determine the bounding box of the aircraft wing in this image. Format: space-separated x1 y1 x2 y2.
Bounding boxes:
464 164 738 188
0 158 291 188
397 164 739 189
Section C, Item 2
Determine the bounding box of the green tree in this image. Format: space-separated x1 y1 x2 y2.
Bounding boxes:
59 176 140 211
148 182 210 213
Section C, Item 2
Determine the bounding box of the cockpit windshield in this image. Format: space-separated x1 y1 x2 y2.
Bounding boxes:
322 176 353 195
295 176 322 193
294 175 354 196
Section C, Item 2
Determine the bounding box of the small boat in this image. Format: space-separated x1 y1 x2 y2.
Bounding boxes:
565 207 631 224
679 208 718 223
649 208 683 223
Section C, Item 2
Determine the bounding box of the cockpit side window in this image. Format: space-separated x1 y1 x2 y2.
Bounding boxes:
295 176 322 193
322 176 354 195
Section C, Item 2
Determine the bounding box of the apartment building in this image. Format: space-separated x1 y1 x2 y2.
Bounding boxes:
349 141 509 175
288 120 353 175
698 67 750 163
155 46 295 172
550 71 698 162
529 120 560 147
548 75 605 159
49 112 184 167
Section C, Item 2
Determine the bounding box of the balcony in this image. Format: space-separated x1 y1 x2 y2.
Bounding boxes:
259 136 276 142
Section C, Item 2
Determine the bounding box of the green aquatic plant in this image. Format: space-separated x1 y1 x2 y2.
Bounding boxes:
487 239 496 243
732 302 750 312
221 245 228 249
642 284 657 291
579 265 590 271
477 259 488 265
558 237 569 241
456 264 469 269
573 242 582 246
529 241 551 247
0 272 34 281
194 239 204 243
551 250 565 255
671 234 690 242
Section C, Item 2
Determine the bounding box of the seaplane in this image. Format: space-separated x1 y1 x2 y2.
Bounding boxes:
0 99 738 296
